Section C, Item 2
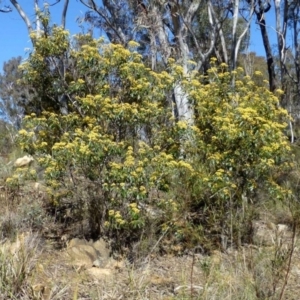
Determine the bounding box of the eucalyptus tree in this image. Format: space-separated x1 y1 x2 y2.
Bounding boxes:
0 57 24 128
282 0 300 141
283 0 300 102
251 1 275 92
273 0 300 97
79 0 255 124
252 0 300 92
252 0 300 140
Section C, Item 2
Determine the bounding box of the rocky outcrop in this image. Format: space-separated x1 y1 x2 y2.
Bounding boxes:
66 238 124 279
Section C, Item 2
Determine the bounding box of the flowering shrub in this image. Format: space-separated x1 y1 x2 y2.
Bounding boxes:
178 64 292 246
16 26 291 250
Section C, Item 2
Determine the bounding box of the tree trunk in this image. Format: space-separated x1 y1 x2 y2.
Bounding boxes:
231 0 254 71
274 0 288 86
255 1 277 92
173 84 194 124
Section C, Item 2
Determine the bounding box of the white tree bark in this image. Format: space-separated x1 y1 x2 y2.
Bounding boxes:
210 5 228 64
231 0 254 71
79 0 219 125
195 2 216 71
167 0 206 124
10 0 32 35
10 0 70 39
173 84 194 124
274 0 288 83
34 0 42 37
151 4 171 63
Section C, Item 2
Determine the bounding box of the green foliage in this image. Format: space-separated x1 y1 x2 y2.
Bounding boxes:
17 25 70 115
179 63 291 246
0 121 14 156
16 27 291 250
0 57 24 128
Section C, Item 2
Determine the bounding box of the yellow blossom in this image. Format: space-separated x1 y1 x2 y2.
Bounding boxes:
177 120 188 130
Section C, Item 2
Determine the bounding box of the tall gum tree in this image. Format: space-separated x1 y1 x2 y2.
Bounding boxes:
79 0 255 125
252 0 300 140
0 57 24 128
230 0 255 71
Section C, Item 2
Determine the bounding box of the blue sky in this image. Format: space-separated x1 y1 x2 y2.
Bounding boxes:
0 0 86 66
258 7 298 60
0 1 277 71
250 7 278 56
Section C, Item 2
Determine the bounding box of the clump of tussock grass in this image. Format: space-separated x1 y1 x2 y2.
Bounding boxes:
0 233 41 299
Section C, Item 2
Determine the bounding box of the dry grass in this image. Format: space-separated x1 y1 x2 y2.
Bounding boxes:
1 156 300 299
0 200 299 299
0 232 41 299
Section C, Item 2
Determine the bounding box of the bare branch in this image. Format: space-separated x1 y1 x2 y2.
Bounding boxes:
208 4 228 64
196 1 216 71
0 6 12 13
47 0 61 6
184 0 202 25
232 0 254 70
34 0 41 37
151 5 171 64
10 0 32 34
61 0 69 28
80 0 127 44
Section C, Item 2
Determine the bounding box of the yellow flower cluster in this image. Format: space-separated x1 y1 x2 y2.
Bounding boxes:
129 203 140 214
124 147 135 167
108 210 125 225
